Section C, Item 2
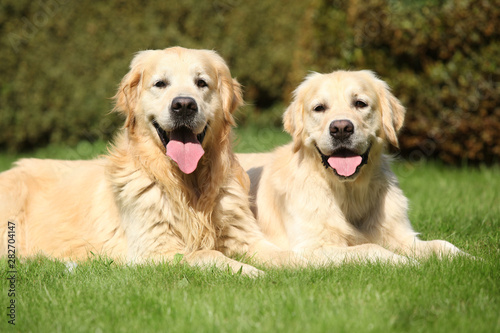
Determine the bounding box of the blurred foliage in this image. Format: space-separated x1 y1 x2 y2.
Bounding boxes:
0 0 498 164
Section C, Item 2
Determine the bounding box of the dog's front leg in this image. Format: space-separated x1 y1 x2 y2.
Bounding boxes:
378 218 469 259
305 244 412 266
378 183 469 259
247 238 308 267
398 238 469 259
131 250 263 276
183 250 264 276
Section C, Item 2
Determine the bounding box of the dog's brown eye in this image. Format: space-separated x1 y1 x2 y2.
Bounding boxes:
154 80 167 88
196 79 208 88
355 100 368 108
313 104 326 112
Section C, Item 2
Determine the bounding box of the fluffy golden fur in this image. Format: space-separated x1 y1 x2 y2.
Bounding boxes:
237 70 467 264
0 47 301 275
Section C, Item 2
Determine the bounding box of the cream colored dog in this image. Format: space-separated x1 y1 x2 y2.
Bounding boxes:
0 47 301 275
238 70 466 264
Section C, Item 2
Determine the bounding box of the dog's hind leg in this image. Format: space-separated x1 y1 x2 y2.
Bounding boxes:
0 168 30 256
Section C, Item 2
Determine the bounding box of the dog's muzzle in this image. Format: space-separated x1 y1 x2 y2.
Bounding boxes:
317 145 371 179
152 121 207 148
152 120 208 174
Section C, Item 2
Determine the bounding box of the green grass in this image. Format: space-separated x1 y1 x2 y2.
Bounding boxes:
233 125 291 153
1 134 499 333
1 256 497 333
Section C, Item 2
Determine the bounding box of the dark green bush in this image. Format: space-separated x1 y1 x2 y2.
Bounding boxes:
1 0 498 164
0 0 308 150
295 0 500 164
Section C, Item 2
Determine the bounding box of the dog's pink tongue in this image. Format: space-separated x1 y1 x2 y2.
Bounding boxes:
166 128 204 174
328 156 362 177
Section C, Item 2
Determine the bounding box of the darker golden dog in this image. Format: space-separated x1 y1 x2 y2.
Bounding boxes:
0 47 302 275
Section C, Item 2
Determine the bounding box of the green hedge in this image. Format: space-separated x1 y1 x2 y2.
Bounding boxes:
1 0 498 164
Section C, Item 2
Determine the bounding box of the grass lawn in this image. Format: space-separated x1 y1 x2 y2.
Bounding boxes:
1 128 499 333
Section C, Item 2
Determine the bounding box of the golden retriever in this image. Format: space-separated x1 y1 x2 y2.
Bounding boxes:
238 70 467 264
0 47 301 275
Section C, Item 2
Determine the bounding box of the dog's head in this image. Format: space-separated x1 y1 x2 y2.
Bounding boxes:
283 70 405 181
114 47 243 174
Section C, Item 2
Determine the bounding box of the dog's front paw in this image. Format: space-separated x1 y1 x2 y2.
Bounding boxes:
386 254 418 266
235 263 265 277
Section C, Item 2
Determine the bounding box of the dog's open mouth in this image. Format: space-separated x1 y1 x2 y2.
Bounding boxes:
153 121 208 174
317 145 371 179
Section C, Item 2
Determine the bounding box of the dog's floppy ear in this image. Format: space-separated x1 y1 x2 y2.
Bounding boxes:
283 98 305 153
113 50 154 130
219 75 243 126
371 72 406 148
212 51 243 126
283 79 309 153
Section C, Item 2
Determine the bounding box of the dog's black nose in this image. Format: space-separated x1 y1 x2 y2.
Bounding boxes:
171 97 198 118
330 119 354 141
